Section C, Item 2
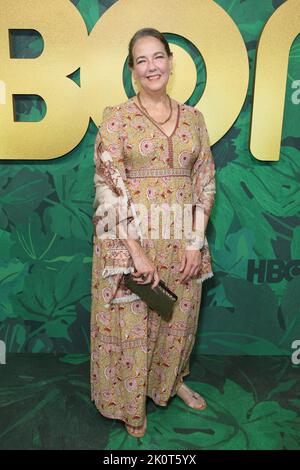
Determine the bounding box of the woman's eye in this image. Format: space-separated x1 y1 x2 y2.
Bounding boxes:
137 56 164 64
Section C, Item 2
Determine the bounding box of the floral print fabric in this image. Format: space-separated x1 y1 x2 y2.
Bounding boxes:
90 97 216 425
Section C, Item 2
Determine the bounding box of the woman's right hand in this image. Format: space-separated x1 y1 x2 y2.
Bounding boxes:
131 245 160 289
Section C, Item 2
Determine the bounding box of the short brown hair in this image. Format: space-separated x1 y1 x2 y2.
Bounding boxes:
128 27 173 69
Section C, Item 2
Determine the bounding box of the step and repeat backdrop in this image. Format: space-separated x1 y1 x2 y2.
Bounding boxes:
0 0 299 356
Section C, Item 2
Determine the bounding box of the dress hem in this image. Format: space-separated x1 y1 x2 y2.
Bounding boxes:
196 271 214 283
91 371 191 426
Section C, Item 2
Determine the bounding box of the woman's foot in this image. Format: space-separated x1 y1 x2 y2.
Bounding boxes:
177 382 207 410
125 416 147 438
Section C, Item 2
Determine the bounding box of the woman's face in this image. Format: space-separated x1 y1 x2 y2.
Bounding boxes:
130 36 172 94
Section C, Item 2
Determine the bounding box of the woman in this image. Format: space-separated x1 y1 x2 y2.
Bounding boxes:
90 27 216 438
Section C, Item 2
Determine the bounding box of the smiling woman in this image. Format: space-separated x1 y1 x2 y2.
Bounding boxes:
90 27 216 438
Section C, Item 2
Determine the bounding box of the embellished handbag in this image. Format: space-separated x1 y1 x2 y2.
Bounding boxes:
123 273 178 322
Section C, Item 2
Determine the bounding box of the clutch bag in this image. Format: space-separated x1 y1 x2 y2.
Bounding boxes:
123 273 178 322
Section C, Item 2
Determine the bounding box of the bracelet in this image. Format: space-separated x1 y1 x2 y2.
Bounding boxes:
185 233 204 250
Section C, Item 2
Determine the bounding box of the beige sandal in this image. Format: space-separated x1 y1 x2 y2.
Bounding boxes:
125 416 147 438
177 383 207 410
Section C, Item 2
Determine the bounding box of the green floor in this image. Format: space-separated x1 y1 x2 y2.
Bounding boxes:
0 354 299 450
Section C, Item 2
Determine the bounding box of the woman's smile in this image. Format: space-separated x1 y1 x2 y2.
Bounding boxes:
147 74 161 81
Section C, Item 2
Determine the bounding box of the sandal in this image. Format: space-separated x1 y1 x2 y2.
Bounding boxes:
177 383 207 410
125 416 147 438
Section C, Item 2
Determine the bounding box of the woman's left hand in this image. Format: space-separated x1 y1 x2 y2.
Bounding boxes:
179 249 202 283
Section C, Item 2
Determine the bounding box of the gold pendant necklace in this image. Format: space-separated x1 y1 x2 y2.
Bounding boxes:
137 91 173 125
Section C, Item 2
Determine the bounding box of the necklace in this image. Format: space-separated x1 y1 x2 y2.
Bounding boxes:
137 91 173 125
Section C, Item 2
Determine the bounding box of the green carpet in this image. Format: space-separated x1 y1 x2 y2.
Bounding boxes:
0 354 299 450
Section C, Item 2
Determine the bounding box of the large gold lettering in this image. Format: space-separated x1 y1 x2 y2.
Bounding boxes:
83 0 248 147
0 0 296 161
0 0 87 159
250 0 300 161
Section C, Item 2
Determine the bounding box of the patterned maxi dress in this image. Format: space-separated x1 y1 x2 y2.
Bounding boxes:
90 97 216 426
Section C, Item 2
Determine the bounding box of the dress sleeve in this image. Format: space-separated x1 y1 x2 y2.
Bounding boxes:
185 109 216 250
93 105 142 279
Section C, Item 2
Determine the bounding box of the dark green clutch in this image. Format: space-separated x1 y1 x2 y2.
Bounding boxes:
123 273 178 322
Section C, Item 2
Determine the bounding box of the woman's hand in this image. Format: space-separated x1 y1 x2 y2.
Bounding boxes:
179 249 202 283
131 245 160 289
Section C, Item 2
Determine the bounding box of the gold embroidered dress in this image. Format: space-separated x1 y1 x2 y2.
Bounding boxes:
90 97 216 426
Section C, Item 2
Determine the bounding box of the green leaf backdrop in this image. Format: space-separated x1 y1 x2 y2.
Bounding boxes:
0 0 299 355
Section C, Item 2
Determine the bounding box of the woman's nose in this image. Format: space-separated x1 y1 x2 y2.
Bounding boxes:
148 62 157 71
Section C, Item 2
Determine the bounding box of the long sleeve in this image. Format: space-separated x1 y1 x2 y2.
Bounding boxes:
93 105 142 280
185 109 216 250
